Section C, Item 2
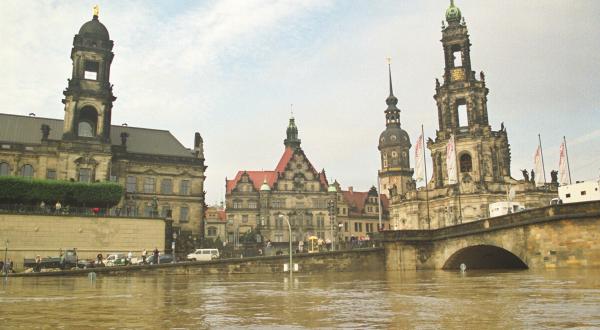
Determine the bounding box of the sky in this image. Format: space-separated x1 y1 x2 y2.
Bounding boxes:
1 0 599 204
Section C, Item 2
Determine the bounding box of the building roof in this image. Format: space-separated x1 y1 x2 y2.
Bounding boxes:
342 189 389 217
226 147 328 194
0 113 195 158
78 16 110 40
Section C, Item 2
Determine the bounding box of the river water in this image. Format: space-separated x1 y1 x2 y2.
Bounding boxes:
1 269 599 329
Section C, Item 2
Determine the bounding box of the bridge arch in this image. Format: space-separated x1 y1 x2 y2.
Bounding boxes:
442 244 528 270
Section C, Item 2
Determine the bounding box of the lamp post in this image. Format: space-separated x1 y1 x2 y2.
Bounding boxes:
278 214 292 275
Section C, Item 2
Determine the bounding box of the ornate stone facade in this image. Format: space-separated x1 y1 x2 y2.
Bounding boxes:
0 12 206 239
383 2 557 230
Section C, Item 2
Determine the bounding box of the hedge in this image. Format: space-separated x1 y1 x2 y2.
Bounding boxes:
0 176 123 207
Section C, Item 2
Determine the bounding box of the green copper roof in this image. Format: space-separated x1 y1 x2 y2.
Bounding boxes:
445 0 461 22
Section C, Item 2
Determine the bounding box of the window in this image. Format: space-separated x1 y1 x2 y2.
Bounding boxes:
143 205 153 217
207 227 217 236
144 177 155 193
0 162 9 176
84 60 99 80
46 169 56 180
242 215 249 223
354 222 363 232
248 200 257 209
233 200 242 209
344 222 349 232
452 47 462 67
180 207 189 223
581 191 587 196
276 217 283 228
20 164 33 178
460 153 472 173
126 176 137 193
180 180 191 195
78 168 92 183
78 121 94 137
274 233 283 242
161 179 173 194
383 154 388 168
317 215 325 228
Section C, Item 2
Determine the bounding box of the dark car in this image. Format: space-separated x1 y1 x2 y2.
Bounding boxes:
147 254 174 265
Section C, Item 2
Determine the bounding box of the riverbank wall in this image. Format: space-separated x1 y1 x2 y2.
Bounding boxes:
8 248 385 277
0 213 166 270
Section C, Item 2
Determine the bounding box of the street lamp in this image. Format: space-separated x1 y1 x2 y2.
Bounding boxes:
278 214 292 275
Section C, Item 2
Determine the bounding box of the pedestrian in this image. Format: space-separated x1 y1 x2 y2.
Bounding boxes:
127 251 133 263
142 249 147 264
55 201 62 214
34 255 42 272
40 201 46 213
153 247 159 264
96 253 104 267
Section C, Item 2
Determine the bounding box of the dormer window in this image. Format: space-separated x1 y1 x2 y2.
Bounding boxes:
84 60 99 80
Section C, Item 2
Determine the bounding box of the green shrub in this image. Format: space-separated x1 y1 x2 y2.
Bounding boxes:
0 176 123 207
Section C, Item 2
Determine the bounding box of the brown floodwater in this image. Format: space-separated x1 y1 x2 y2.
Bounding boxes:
0 269 599 329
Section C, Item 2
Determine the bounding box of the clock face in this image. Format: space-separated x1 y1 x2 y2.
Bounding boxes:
391 135 397 141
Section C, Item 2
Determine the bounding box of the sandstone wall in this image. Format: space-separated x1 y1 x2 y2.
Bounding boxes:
0 214 165 270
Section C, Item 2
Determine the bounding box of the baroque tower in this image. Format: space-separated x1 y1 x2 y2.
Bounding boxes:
62 7 116 142
284 116 301 149
428 0 511 189
378 63 413 198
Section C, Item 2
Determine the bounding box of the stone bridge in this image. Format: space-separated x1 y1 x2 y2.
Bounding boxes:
378 201 600 270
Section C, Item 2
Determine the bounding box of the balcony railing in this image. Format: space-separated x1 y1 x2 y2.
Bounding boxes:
0 204 162 219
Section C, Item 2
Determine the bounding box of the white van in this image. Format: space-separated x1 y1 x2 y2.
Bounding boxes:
187 249 220 261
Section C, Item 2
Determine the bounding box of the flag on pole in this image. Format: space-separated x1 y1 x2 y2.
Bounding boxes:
558 141 570 185
415 132 425 182
534 145 545 187
446 134 458 184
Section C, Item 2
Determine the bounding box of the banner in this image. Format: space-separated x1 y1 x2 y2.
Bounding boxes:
534 145 545 187
415 132 424 182
446 134 458 184
558 141 570 185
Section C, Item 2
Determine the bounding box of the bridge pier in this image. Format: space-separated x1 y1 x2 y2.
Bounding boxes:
378 201 600 271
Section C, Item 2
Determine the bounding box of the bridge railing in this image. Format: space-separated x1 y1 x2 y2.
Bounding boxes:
376 200 600 242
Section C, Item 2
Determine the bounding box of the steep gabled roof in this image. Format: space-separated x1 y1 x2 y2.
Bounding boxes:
226 147 329 194
342 189 389 216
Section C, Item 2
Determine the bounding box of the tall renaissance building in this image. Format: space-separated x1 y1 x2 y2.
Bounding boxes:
0 11 207 239
379 1 556 230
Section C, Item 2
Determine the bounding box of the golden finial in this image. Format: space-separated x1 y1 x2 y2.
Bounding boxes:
93 5 100 17
386 57 391 65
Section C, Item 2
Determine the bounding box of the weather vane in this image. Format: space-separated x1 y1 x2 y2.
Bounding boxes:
386 57 392 65
93 5 100 17
290 104 294 117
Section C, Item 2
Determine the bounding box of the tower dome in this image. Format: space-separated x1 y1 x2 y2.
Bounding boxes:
78 15 110 40
445 0 462 23
260 178 271 191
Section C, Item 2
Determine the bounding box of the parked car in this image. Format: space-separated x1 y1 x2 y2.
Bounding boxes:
147 254 174 265
105 253 129 266
187 249 220 261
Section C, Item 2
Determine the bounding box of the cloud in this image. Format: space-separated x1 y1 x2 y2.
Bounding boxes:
1 0 599 203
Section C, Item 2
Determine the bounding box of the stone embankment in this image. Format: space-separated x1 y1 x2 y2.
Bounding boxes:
8 248 385 277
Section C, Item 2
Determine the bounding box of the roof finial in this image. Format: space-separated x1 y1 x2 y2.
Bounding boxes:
450 0 455 6
93 5 99 18
387 57 394 97
290 103 294 118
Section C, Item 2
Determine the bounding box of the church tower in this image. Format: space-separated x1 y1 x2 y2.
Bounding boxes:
378 63 414 198
62 7 116 142
428 0 511 189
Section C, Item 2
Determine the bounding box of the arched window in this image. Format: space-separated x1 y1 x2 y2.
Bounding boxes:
460 153 472 173
0 162 9 176
20 164 34 178
77 106 98 137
